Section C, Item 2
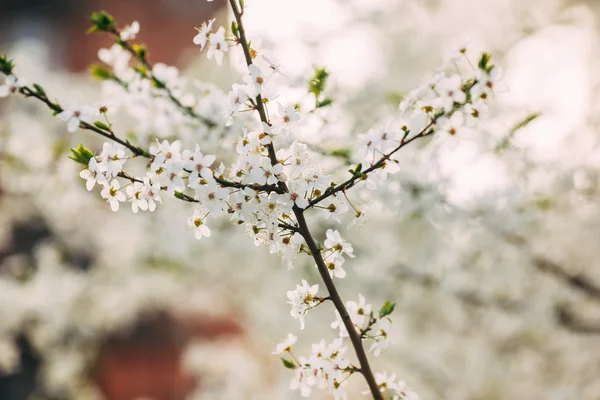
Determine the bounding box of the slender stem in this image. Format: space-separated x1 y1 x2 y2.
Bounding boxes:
18 86 151 157
294 209 383 400
308 123 435 208
228 0 280 169
6 76 286 195
113 38 216 128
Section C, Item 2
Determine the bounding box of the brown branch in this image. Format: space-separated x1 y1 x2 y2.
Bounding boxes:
228 2 382 398
6 75 285 197
228 0 281 171
308 124 435 208
555 304 600 334
533 258 600 301
111 38 217 128
18 85 150 157
293 210 383 400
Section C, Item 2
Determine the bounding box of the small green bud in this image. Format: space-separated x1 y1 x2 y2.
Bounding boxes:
349 163 363 177
309 67 329 98
316 98 333 108
0 54 15 75
87 11 117 34
477 52 494 73
32 83 46 96
68 144 94 165
89 64 113 80
93 121 111 131
131 44 147 60
134 65 148 77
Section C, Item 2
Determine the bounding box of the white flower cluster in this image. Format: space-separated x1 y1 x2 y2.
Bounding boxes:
274 334 352 400
0 74 26 97
193 19 229 66
322 228 355 279
330 295 392 357
96 38 225 141
66 21 497 399
0 8 501 399
370 371 419 400
287 280 321 329
282 288 401 399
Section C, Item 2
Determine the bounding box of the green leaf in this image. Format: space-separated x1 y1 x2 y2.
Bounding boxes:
174 191 186 200
238 0 245 10
316 98 333 108
94 121 111 131
89 64 113 80
330 148 352 160
231 21 239 37
68 144 94 165
281 358 296 369
379 301 396 318
309 67 329 98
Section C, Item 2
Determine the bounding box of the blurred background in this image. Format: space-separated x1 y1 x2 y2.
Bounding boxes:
1 0 600 399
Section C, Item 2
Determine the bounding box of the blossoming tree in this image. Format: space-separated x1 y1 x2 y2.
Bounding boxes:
0 1 503 398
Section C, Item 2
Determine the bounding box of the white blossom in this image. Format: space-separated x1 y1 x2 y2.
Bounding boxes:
0 75 27 97
324 229 355 258
287 280 320 330
272 333 297 355
207 26 229 66
193 18 216 50
120 21 140 41
100 142 127 177
79 157 107 191
187 208 211 239
100 180 126 211
57 103 96 133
